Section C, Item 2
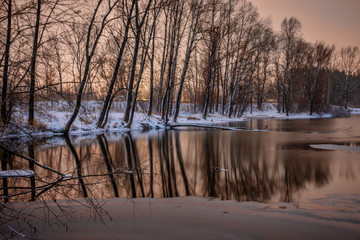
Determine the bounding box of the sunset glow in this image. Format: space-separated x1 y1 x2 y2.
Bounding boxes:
252 0 360 48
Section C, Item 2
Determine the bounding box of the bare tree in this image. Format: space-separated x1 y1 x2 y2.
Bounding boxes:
305 42 334 115
202 0 222 120
123 0 153 124
96 0 136 128
218 0 260 118
220 0 239 115
147 0 159 117
63 0 119 134
173 0 204 122
156 6 171 113
278 17 302 115
333 46 360 109
254 26 275 110
126 0 159 128
160 0 184 122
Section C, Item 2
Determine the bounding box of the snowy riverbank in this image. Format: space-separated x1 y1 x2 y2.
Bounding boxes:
1 101 358 139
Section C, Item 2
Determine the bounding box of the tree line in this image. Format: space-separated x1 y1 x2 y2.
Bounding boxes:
1 0 360 133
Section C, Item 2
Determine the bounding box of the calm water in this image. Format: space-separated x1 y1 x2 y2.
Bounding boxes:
2 115 360 204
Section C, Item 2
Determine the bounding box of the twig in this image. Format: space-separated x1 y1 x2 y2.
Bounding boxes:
8 226 26 238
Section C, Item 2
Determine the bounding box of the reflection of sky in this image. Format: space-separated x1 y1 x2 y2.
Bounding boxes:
251 0 360 48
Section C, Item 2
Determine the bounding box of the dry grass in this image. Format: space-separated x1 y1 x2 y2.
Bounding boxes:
186 116 200 120
79 115 93 125
32 119 48 131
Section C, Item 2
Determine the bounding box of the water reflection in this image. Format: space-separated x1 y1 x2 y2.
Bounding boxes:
1 150 10 203
2 125 358 204
65 136 88 198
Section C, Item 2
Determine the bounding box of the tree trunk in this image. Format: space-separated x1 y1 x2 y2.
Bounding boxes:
123 41 140 123
147 17 156 116
193 51 199 113
157 11 170 112
222 0 232 115
1 0 11 125
55 41 63 95
344 92 348 109
202 52 212 120
28 0 42 125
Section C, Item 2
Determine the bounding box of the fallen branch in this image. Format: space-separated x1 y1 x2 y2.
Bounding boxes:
0 144 67 178
0 170 34 178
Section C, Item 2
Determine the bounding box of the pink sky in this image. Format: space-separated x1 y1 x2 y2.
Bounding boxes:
251 0 360 49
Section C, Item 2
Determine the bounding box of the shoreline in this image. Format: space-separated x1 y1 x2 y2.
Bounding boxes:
2 103 358 140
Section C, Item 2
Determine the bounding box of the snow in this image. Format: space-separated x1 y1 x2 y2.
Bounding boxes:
1 101 359 139
348 107 360 114
0 170 35 178
310 144 360 152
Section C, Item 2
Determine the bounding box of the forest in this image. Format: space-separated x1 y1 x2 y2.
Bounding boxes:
1 0 360 134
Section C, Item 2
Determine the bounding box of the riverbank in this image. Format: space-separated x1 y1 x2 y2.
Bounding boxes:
2 101 358 140
3 196 360 240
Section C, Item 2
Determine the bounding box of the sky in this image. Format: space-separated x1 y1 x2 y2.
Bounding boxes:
250 0 360 49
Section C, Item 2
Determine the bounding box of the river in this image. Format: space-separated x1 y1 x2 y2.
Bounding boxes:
2 115 360 206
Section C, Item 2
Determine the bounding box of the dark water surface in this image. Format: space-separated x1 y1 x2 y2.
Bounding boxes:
2 115 360 204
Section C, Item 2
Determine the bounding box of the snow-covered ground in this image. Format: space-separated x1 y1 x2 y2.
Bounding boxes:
1 101 359 139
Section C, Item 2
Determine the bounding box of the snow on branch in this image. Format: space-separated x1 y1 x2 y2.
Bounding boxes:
0 144 68 178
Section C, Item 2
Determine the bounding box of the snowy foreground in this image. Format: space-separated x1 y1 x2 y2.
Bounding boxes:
8 196 360 240
3 101 360 138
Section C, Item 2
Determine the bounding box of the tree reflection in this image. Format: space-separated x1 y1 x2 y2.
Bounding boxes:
64 136 88 198
97 135 119 197
198 131 279 202
123 133 137 198
147 136 154 198
1 131 334 203
0 141 111 239
28 145 36 201
1 150 9 203
174 132 190 196
282 157 330 202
